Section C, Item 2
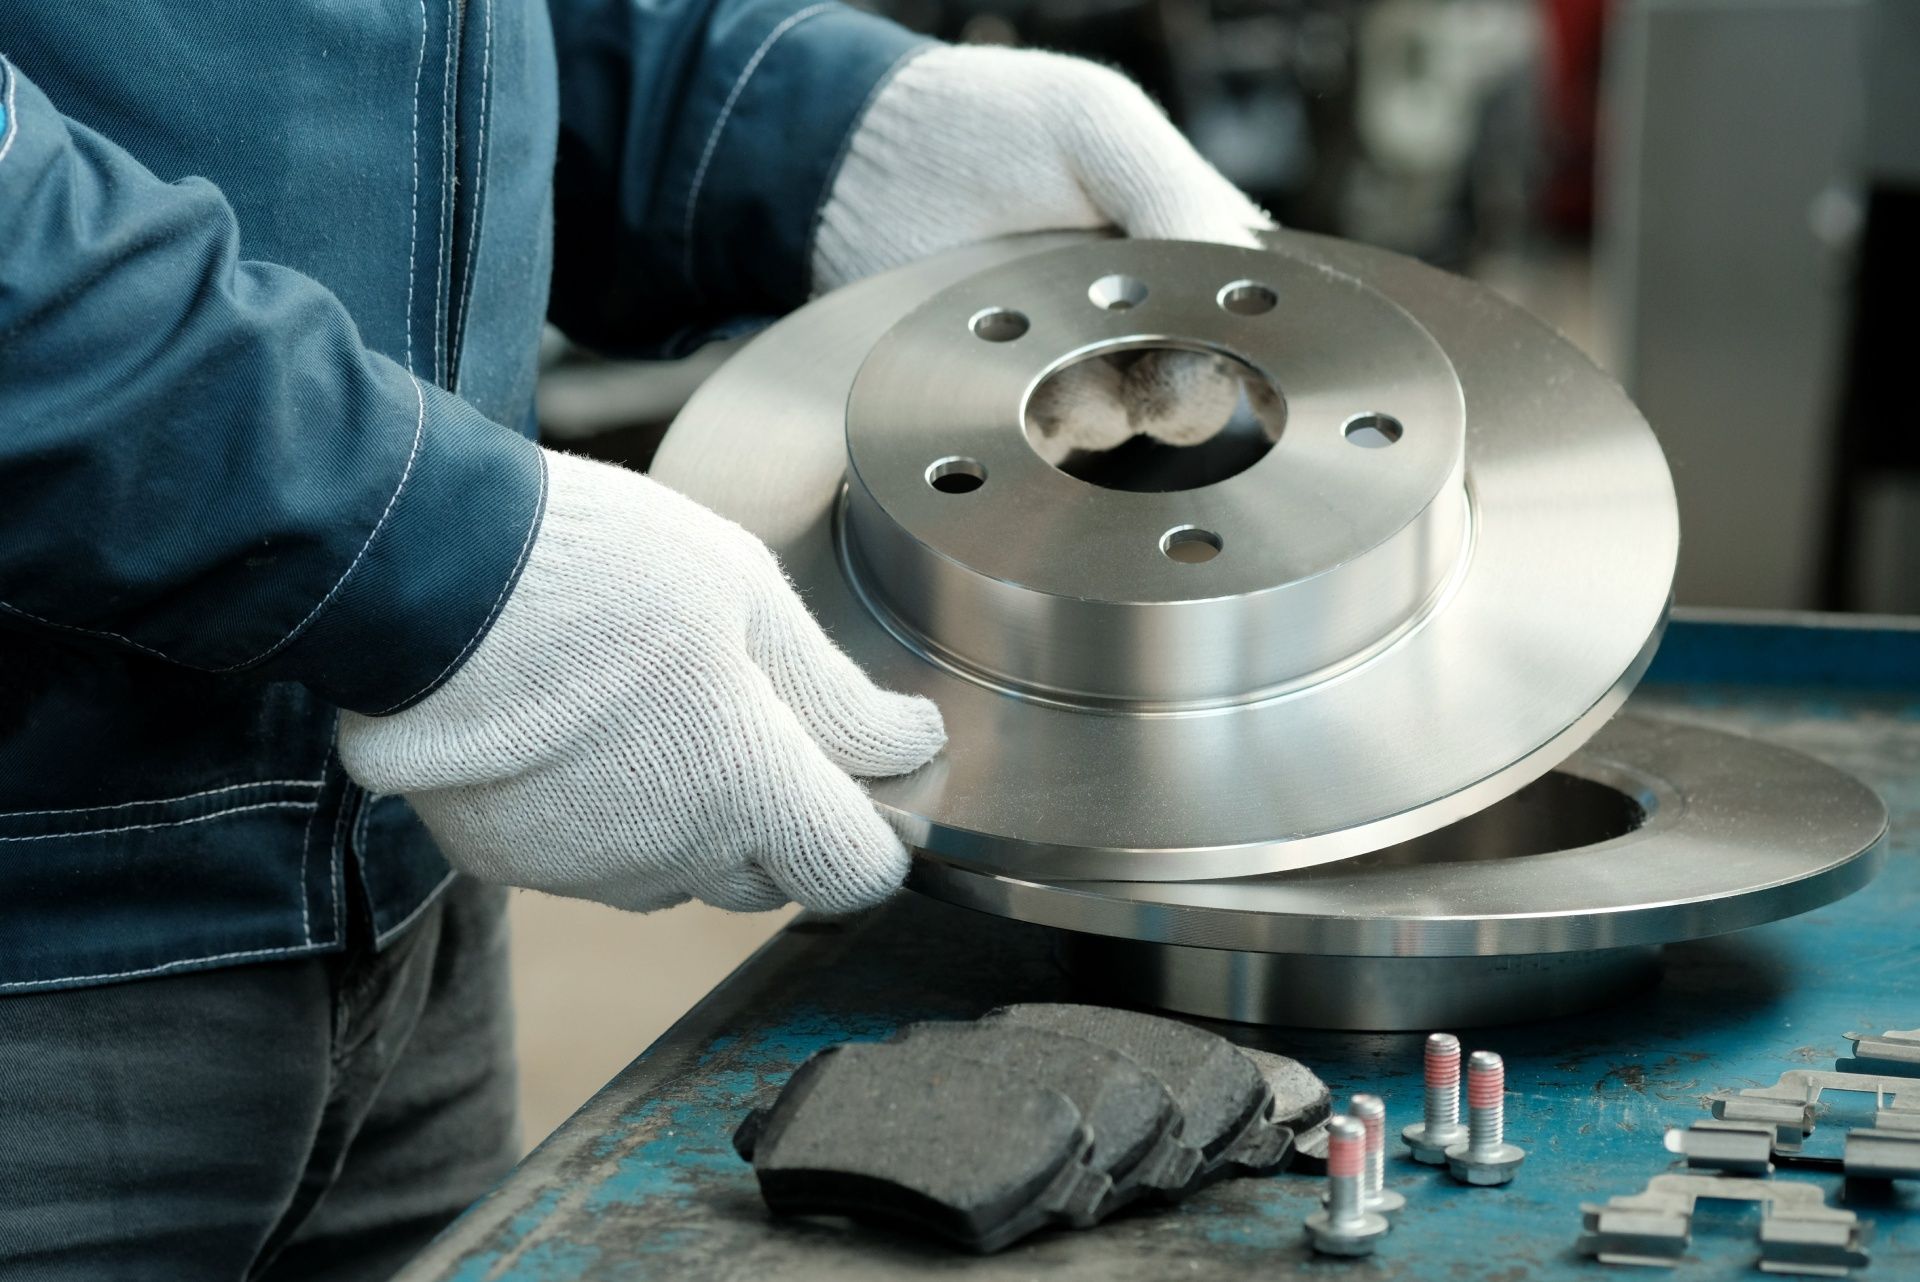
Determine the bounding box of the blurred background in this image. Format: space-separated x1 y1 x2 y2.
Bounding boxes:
512 0 1920 1147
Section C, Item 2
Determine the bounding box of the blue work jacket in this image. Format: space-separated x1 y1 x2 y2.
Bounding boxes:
0 1 921 992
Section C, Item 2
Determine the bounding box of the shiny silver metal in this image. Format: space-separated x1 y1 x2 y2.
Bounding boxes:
1662 1122 1778 1177
1448 1051 1525 1186
1844 1129 1920 1182
1349 1094 1406 1212
844 243 1468 709
1403 1033 1469 1164
1578 1174 1871 1274
915 716 1886 1029
1305 1117 1388 1257
653 232 1679 882
1712 1070 1920 1152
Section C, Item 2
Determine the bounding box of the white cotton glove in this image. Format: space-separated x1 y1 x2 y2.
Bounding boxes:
813 44 1276 458
337 451 946 915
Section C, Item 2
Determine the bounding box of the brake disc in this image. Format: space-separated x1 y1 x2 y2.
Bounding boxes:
654 232 1677 881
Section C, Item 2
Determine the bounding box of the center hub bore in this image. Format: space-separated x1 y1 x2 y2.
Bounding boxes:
841 242 1469 708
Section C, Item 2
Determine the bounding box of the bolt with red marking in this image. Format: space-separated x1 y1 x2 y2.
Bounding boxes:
1403 1032 1470 1164
1328 1094 1405 1212
1306 1116 1389 1255
1446 1050 1527 1185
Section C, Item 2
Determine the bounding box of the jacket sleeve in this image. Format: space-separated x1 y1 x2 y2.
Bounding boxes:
0 59 547 716
546 0 927 355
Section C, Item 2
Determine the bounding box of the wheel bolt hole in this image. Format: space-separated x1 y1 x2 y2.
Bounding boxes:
1343 412 1404 449
969 308 1029 342
1088 274 1149 311
1217 280 1277 316
1160 525 1223 563
926 456 987 494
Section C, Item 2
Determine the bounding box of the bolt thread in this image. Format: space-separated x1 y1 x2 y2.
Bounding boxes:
1326 1117 1366 1223
1467 1051 1505 1155
1424 1033 1461 1131
1351 1094 1386 1200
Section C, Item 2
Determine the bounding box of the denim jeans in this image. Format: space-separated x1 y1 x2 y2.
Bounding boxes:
0 877 519 1281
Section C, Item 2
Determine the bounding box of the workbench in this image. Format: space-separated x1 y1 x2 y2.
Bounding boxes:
402 613 1920 1280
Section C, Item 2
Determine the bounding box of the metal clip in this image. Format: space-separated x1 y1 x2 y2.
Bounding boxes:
1578 1173 1872 1275
1839 1028 1920 1078
1663 1122 1777 1177
1709 1069 1920 1152
1844 1127 1920 1182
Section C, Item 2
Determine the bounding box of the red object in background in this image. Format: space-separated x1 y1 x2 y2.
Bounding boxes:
1540 0 1610 235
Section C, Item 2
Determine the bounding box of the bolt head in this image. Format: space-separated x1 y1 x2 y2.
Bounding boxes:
1445 1141 1526 1186
1305 1209 1389 1255
1403 1121 1467 1165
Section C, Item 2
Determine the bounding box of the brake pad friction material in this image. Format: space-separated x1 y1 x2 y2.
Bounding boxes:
898 1020 1202 1214
734 1042 1109 1253
984 1003 1295 1179
1240 1046 1333 1133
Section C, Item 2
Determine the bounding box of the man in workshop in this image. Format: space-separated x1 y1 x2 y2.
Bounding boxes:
0 1 1266 1276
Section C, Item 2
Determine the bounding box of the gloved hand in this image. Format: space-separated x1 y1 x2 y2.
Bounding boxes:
813 44 1276 460
338 450 946 915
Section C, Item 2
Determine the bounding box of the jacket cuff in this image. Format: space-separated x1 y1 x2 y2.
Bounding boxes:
264 382 548 716
678 4 928 313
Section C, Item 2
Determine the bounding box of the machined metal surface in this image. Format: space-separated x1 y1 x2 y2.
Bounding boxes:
1577 1173 1872 1275
654 232 1679 881
1844 1129 1920 1182
383 667 1920 1282
1842 1028 1920 1077
1664 1123 1779 1177
1711 1070 1920 1151
913 715 1885 1028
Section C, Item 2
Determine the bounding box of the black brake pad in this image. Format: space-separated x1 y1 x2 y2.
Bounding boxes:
984 1004 1295 1179
897 1020 1202 1216
1241 1046 1334 1132
734 1042 1108 1253
1290 1118 1334 1176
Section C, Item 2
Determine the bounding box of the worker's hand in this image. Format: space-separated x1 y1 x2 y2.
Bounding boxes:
813 44 1275 458
337 451 945 915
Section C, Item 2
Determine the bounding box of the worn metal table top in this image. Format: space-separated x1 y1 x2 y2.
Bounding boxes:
405 614 1920 1281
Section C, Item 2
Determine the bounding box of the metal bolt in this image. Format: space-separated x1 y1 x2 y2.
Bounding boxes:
1330 1094 1406 1213
1402 1031 1469 1164
1306 1116 1390 1255
1446 1050 1527 1185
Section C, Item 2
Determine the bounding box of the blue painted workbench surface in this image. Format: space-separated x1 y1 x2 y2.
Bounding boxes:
403 615 1920 1280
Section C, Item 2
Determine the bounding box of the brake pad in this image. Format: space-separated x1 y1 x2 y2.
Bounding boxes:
734 1042 1108 1253
1242 1046 1334 1133
897 1020 1202 1216
984 1003 1296 1179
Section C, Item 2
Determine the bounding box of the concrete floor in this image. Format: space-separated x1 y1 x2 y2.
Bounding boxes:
508 893 793 1147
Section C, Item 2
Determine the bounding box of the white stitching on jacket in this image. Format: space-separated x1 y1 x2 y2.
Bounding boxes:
0 33 430 676
0 58 19 165
370 444 546 714
212 376 429 671
374 868 457 947
1 777 320 820
0 600 171 658
296 722 339 945
406 0 428 374
452 0 494 383
681 3 834 284
435 0 456 383
331 785 353 944
0 799 315 843
0 942 333 991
